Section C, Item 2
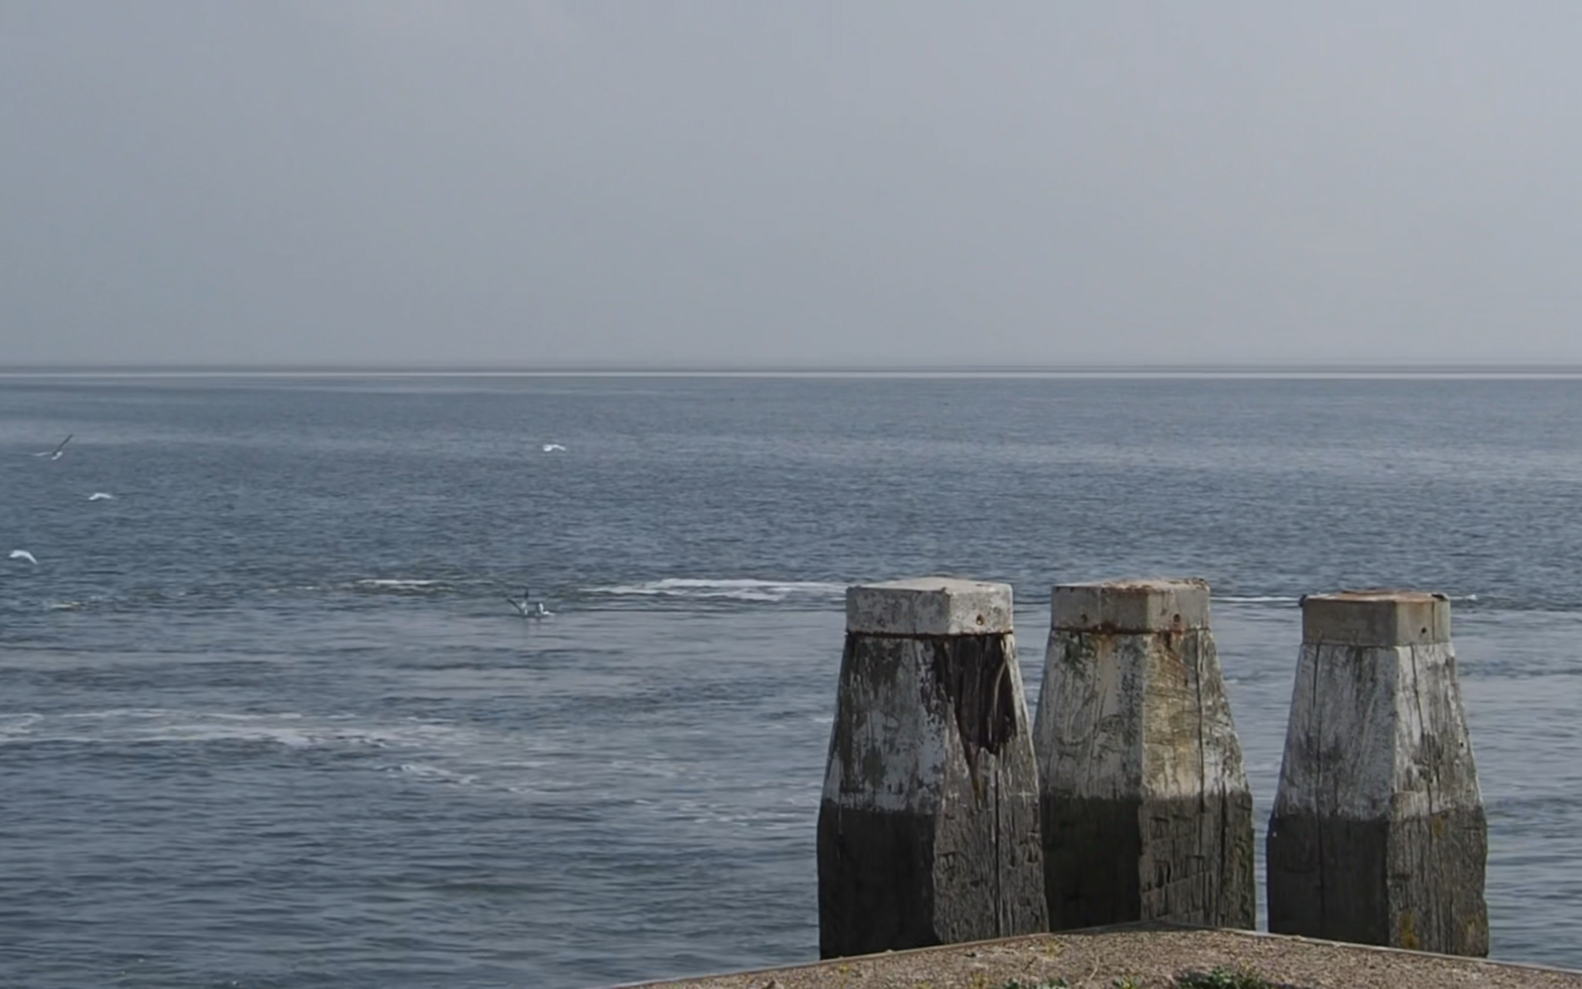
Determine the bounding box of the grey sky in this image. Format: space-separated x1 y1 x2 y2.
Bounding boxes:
3 2 1580 367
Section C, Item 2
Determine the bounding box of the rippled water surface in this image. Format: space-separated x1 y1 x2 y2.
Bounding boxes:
2 375 1581 986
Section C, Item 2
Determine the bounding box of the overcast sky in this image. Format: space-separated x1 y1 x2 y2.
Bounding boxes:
3 2 1581 368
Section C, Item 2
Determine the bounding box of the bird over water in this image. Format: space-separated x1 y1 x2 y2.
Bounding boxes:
33 434 71 460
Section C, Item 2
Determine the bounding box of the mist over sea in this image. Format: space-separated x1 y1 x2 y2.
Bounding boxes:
3 374 1581 987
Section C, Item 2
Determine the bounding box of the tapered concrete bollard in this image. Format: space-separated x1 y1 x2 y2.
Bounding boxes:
818 577 1047 959
1268 591 1488 955
1034 579 1255 930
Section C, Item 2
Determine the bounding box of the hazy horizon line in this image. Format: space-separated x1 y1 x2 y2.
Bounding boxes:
8 362 1582 380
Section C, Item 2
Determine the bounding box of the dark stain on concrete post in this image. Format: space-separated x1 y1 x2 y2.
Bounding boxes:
1034 578 1255 931
818 577 1047 960
1267 590 1488 956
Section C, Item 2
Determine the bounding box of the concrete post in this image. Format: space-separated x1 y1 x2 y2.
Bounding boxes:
1268 590 1488 955
1034 578 1255 930
817 577 1047 959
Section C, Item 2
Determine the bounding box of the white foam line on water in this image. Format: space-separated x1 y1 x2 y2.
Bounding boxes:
388 762 480 786
1216 593 1484 605
264 580 449 594
585 584 1488 607
0 713 44 737
0 708 474 750
587 578 846 603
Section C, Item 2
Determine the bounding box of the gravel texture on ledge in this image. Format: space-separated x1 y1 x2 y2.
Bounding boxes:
611 925 1582 989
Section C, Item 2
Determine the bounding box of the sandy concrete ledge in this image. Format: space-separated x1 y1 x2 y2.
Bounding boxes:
611 925 1582 989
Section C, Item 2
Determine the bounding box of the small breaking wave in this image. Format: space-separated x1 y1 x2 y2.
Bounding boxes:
353 579 448 593
1216 592 1484 605
586 578 846 604
41 593 117 613
387 762 480 786
0 713 44 738
0 708 469 751
264 579 453 597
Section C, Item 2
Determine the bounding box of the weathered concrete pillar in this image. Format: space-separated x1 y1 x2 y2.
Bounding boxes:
1268 590 1488 955
1034 578 1255 931
817 577 1047 959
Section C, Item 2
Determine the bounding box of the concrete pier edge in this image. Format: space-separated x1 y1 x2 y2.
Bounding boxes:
609 924 1582 989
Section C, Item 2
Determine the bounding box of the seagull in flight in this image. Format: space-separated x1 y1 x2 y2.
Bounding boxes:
505 586 552 619
9 549 38 565
33 434 72 460
542 443 566 453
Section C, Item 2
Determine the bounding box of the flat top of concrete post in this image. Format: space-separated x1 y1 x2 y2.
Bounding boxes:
1052 577 1210 632
1302 589 1451 645
846 577 1013 636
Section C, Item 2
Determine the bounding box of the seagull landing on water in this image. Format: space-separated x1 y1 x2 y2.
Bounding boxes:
9 549 38 565
542 443 566 453
33 434 72 460
505 587 553 619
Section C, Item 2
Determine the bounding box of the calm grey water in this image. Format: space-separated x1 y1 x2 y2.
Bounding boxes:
2 375 1580 987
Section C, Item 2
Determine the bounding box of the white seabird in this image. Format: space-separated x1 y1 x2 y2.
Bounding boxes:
505 587 553 619
542 443 566 453
33 434 72 460
9 549 38 565
88 492 115 501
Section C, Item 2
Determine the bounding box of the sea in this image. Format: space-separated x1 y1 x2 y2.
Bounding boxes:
2 372 1581 988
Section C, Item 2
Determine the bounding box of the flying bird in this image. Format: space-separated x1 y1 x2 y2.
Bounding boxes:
542 443 566 453
9 549 38 565
33 434 72 460
88 492 115 501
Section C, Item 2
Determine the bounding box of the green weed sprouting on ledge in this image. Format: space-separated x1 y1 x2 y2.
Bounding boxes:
994 979 1070 989
1174 966 1274 989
